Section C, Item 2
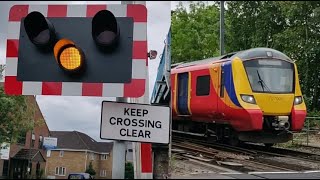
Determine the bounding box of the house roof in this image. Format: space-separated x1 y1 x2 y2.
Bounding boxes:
12 149 46 162
50 131 113 153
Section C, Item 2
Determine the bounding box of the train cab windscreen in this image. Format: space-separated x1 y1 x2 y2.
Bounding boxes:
243 59 294 93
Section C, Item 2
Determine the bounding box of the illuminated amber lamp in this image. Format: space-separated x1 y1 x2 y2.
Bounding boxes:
54 39 85 73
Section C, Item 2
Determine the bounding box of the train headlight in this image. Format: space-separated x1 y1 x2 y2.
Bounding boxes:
240 94 256 104
294 96 303 105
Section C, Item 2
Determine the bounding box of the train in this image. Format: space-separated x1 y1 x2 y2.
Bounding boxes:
171 47 307 146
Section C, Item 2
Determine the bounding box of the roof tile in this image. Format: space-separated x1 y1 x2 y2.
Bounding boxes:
50 131 113 153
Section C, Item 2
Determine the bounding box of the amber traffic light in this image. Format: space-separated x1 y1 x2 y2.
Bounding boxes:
53 39 85 73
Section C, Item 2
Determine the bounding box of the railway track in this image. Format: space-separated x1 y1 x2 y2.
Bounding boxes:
172 131 320 164
173 135 258 156
172 134 319 172
172 141 300 173
243 143 320 164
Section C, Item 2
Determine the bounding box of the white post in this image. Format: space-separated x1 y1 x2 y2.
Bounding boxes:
120 1 150 179
125 1 152 179
112 140 126 179
112 2 147 180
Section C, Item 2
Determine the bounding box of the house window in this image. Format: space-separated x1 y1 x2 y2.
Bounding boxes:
39 135 43 149
31 133 35 148
101 154 108 160
59 151 64 157
196 75 210 96
55 167 66 176
47 150 51 157
90 153 95 160
100 170 107 177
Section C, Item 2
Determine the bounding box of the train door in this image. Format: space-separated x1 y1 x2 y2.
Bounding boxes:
210 64 220 113
177 72 190 115
218 63 226 113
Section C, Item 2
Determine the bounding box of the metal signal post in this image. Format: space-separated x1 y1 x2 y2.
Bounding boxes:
220 1 225 55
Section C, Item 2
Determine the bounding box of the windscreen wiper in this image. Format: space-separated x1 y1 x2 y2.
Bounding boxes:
256 70 271 92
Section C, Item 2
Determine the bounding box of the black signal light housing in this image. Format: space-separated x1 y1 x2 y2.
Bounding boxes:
23 11 56 49
92 10 120 51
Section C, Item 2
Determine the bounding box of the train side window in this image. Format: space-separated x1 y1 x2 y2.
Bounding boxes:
196 75 210 96
178 78 185 97
220 69 225 97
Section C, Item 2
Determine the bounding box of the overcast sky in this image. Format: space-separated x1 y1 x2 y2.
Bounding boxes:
0 1 170 141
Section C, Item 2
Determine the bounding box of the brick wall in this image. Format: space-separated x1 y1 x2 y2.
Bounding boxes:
87 152 99 176
86 152 113 179
9 96 50 158
96 151 113 179
46 150 87 179
29 161 46 179
24 96 50 152
0 160 3 176
46 150 113 179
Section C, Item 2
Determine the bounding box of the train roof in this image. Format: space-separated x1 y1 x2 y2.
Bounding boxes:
173 47 292 69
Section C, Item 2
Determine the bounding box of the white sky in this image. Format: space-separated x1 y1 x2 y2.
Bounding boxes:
0 1 170 141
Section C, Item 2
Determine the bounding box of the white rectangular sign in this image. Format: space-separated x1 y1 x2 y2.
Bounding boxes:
43 137 58 150
100 101 170 144
0 143 10 160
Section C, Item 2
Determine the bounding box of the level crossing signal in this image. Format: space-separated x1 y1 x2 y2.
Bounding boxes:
5 4 148 97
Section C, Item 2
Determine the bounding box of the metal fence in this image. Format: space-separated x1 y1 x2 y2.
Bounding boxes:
291 117 320 146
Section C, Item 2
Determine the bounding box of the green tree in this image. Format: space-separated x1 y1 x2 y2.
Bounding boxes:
0 86 35 144
226 1 286 52
85 162 96 176
125 162 134 179
171 1 221 63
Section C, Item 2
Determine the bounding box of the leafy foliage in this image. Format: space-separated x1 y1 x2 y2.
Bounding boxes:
0 86 35 144
36 168 45 179
171 1 320 112
172 1 220 63
125 162 134 179
85 162 96 176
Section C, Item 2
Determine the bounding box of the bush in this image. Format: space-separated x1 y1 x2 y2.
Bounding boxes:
307 110 320 117
36 169 44 179
125 162 134 179
85 162 96 176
